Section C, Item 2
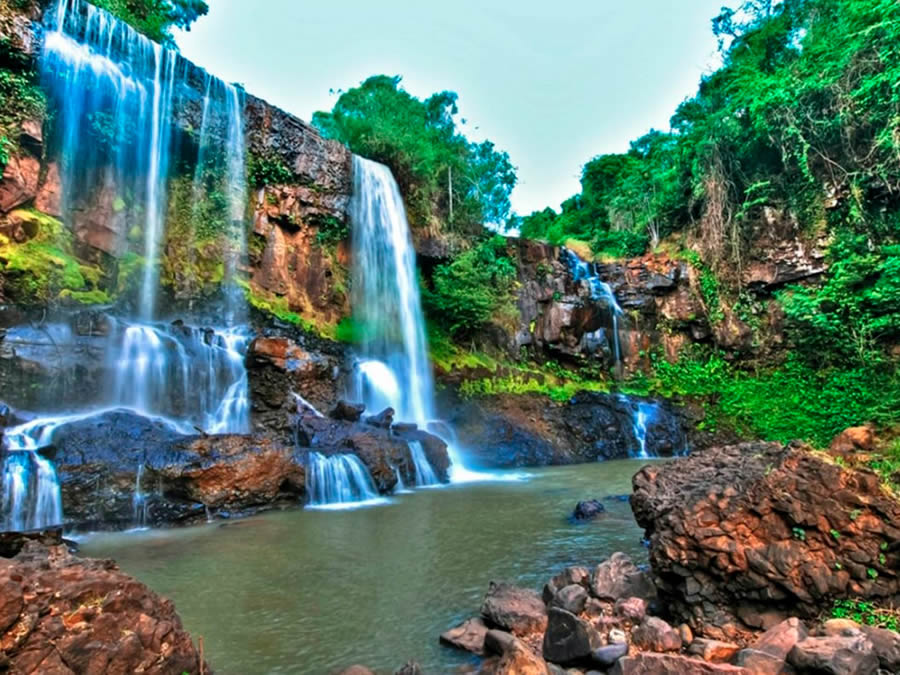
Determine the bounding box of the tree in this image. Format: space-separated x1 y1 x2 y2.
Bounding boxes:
92 0 209 44
313 75 516 232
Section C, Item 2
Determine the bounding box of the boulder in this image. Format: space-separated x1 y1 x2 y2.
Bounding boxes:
823 618 900 670
631 443 900 639
544 566 591 603
688 638 741 663
735 618 809 675
330 399 365 422
481 582 548 636
49 410 307 529
572 499 605 521
788 635 879 675
440 617 488 656
615 597 648 623
829 426 875 454
610 653 751 674
0 541 207 674
591 642 628 668
551 584 589 615
484 628 518 655
490 639 552 675
631 616 683 653
591 552 655 601
365 407 394 428
394 663 424 675
542 607 601 665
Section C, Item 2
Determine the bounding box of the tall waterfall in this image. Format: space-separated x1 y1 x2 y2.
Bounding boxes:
0 0 252 532
565 250 624 368
349 157 434 425
349 157 488 482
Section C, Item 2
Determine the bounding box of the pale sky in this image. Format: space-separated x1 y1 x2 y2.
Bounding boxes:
175 1 726 216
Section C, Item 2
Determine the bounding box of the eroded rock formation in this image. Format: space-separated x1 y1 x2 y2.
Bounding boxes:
631 442 900 641
0 536 209 674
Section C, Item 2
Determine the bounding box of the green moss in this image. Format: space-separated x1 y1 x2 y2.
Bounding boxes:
59 288 112 305
0 209 106 305
459 375 607 402
238 279 337 339
115 251 145 296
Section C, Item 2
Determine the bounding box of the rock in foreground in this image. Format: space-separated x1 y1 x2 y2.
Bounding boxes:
631 442 900 641
0 538 208 674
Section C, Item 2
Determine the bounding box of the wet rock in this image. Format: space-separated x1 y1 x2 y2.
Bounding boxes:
481 582 548 636
394 662 424 675
631 443 900 639
688 638 741 663
440 617 488 656
572 500 605 521
735 618 809 675
632 616 683 653
610 653 751 674
0 529 63 558
247 335 340 439
365 407 394 429
590 552 655 601
491 638 552 675
0 541 207 674
614 597 648 623
542 607 601 665
330 400 365 422
551 584 589 615
788 635 879 675
484 628 518 655
50 410 307 529
591 642 628 668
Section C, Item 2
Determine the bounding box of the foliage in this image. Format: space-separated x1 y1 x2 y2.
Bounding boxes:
0 67 46 161
635 346 899 447
90 0 208 44
867 439 900 493
247 152 295 188
313 216 349 246
313 75 516 231
780 233 900 366
239 280 335 339
830 599 900 632
422 235 517 337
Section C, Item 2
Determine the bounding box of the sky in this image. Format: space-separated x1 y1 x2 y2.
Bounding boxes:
175 1 727 217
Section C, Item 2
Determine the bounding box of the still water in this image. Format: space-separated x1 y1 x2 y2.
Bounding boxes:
80 460 651 674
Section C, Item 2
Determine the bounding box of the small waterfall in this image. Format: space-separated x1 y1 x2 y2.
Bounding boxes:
565 250 624 368
617 396 671 459
132 464 148 529
109 322 250 434
306 452 381 508
392 465 409 493
1 440 63 532
292 392 324 418
408 442 439 487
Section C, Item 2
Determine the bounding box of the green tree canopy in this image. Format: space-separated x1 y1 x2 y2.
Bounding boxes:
312 75 516 232
93 0 209 44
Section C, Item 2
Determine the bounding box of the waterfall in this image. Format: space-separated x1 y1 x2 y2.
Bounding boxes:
408 441 439 487
132 464 148 529
305 453 382 508
0 0 254 532
565 250 624 368
349 156 488 482
349 157 434 425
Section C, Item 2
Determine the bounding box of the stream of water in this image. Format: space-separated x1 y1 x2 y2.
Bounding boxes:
80 460 650 674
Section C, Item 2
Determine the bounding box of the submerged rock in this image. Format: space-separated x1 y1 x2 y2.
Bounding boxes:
572 499 605 521
0 539 208 674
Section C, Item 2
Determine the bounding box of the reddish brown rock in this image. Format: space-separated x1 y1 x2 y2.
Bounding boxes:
0 540 207 674
610 652 750 674
631 443 900 640
0 154 39 213
829 426 875 454
480 582 548 637
440 617 489 656
631 616 683 653
788 634 879 675
735 617 809 674
688 638 741 663
34 162 62 217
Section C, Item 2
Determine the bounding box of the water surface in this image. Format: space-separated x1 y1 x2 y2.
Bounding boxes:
81 460 651 674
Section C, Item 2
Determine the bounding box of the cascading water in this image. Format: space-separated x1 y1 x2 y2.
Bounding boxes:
565 250 624 369
305 453 382 508
0 0 253 532
408 442 439 487
349 157 494 483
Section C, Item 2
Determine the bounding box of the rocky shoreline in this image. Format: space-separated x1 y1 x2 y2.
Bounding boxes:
435 439 900 675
